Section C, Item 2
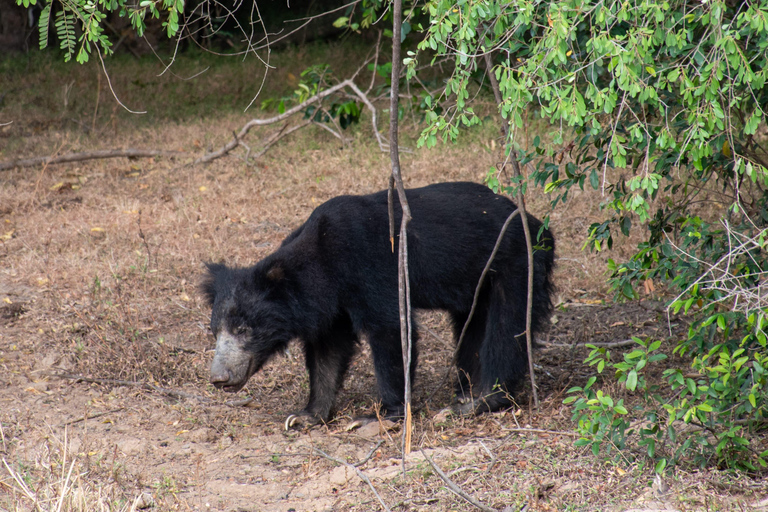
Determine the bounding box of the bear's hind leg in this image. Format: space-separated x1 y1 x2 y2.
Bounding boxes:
458 281 528 415
288 316 358 429
450 309 487 403
368 327 419 420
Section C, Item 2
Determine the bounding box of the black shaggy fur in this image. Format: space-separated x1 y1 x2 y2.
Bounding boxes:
203 181 555 423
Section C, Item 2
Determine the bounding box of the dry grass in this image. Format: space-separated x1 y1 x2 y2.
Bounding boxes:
2 426 133 512
0 46 764 511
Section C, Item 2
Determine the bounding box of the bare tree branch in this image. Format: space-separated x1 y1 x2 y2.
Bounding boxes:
194 78 386 166
387 0 415 464
58 408 125 428
665 220 768 316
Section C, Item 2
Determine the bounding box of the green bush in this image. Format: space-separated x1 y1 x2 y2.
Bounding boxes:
407 0 768 470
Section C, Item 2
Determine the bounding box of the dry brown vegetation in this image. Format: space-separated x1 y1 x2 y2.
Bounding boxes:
1 45 765 511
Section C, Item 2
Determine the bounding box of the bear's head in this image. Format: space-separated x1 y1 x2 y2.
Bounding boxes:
202 261 295 392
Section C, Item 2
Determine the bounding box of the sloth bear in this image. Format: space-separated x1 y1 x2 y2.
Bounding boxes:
202 181 555 427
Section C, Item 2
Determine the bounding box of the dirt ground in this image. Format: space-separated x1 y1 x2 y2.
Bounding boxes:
2 52 767 511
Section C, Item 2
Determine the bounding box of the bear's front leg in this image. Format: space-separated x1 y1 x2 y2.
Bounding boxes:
368 328 418 420
285 327 357 430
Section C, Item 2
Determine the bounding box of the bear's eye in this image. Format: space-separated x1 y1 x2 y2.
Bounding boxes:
234 325 248 335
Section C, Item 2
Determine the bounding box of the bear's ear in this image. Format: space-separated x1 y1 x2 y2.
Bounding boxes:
201 262 227 306
265 265 284 283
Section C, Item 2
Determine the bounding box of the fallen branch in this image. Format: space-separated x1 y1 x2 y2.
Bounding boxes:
194 78 386 166
543 338 639 349
500 427 580 437
354 440 385 467
0 149 186 172
2 78 383 172
59 407 125 427
313 446 391 512
52 373 255 407
419 448 497 512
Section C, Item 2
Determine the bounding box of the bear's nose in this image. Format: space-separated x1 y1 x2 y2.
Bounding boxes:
210 371 231 386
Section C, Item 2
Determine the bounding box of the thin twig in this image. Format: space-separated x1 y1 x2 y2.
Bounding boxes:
517 196 538 409
419 448 497 512
420 209 521 411
312 120 345 141
543 338 640 348
58 408 125 427
354 440 385 467
367 31 383 95
97 50 146 115
453 209 520 365
313 446 392 512
250 121 312 162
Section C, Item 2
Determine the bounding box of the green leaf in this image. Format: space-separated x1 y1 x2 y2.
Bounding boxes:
626 370 638 391
55 9 76 62
332 17 349 28
589 169 599 190
716 315 726 330
38 3 51 50
401 21 411 43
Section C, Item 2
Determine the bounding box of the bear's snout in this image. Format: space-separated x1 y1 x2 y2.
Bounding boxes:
209 329 254 392
209 367 247 392
209 371 231 387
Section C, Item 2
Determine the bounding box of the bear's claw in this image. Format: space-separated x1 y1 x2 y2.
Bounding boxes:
285 414 300 431
284 412 323 430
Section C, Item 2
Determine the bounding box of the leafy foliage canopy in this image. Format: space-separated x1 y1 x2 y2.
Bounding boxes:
407 0 768 470
17 0 184 63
